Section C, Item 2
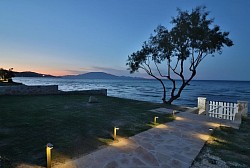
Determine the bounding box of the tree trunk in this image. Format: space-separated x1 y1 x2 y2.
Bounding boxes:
156 78 167 103
165 95 179 104
146 73 167 104
165 70 196 104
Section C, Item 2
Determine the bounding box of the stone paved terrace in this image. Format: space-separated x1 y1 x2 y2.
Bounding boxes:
52 109 240 168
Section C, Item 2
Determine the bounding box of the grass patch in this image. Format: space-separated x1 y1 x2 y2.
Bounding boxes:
97 138 114 145
196 117 250 167
0 94 173 167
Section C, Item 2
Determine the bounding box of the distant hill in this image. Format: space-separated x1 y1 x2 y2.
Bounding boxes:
13 71 144 80
14 71 56 78
62 72 143 80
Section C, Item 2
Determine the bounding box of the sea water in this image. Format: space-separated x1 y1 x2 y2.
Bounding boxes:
13 77 250 113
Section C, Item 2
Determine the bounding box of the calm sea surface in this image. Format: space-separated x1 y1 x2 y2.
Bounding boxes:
13 77 250 112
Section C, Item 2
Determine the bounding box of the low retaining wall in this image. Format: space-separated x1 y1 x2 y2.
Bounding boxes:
0 85 107 96
0 85 59 95
59 89 107 96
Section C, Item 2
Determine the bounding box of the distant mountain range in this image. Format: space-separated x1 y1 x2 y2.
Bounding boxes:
62 72 143 80
14 71 56 78
14 71 144 80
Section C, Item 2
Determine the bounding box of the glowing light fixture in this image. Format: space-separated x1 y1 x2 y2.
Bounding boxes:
46 143 53 168
113 127 119 140
173 110 177 116
154 116 159 125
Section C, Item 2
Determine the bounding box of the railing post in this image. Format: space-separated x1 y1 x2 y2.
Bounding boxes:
197 97 208 115
237 101 248 117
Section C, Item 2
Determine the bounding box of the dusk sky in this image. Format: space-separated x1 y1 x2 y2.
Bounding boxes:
0 0 250 81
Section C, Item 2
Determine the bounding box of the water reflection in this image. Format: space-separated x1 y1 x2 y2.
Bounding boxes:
13 77 250 111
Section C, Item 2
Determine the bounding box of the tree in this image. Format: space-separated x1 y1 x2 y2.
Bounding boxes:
0 68 15 82
127 6 233 104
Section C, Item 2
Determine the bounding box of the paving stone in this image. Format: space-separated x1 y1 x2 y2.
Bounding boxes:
119 157 130 165
138 141 155 150
170 152 194 165
131 157 146 166
170 159 189 168
186 148 201 157
104 161 119 168
135 146 159 166
54 110 226 168
155 152 172 165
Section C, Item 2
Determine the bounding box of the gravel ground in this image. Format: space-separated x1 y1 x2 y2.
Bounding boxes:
191 148 248 168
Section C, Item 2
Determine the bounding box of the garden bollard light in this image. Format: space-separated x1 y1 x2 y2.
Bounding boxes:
173 110 177 116
46 143 53 168
219 116 222 127
154 116 158 125
113 127 119 140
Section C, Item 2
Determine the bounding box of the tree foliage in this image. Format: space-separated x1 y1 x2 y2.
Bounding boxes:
127 6 233 104
0 68 15 82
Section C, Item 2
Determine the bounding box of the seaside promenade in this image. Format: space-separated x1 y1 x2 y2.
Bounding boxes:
53 109 237 168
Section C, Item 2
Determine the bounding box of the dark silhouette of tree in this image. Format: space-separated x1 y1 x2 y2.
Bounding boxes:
0 68 15 82
127 6 233 104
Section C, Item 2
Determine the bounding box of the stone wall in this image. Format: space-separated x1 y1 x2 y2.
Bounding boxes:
0 85 59 95
0 85 107 96
59 89 107 96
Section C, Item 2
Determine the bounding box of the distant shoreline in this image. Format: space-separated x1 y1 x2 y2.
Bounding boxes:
13 76 250 82
13 71 250 82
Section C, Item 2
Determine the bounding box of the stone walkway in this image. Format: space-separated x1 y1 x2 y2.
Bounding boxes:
54 110 237 168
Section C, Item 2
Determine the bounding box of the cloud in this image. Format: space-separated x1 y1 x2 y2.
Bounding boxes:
64 70 88 75
91 66 128 75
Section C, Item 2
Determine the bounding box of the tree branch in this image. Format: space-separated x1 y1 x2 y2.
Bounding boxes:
154 62 168 78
